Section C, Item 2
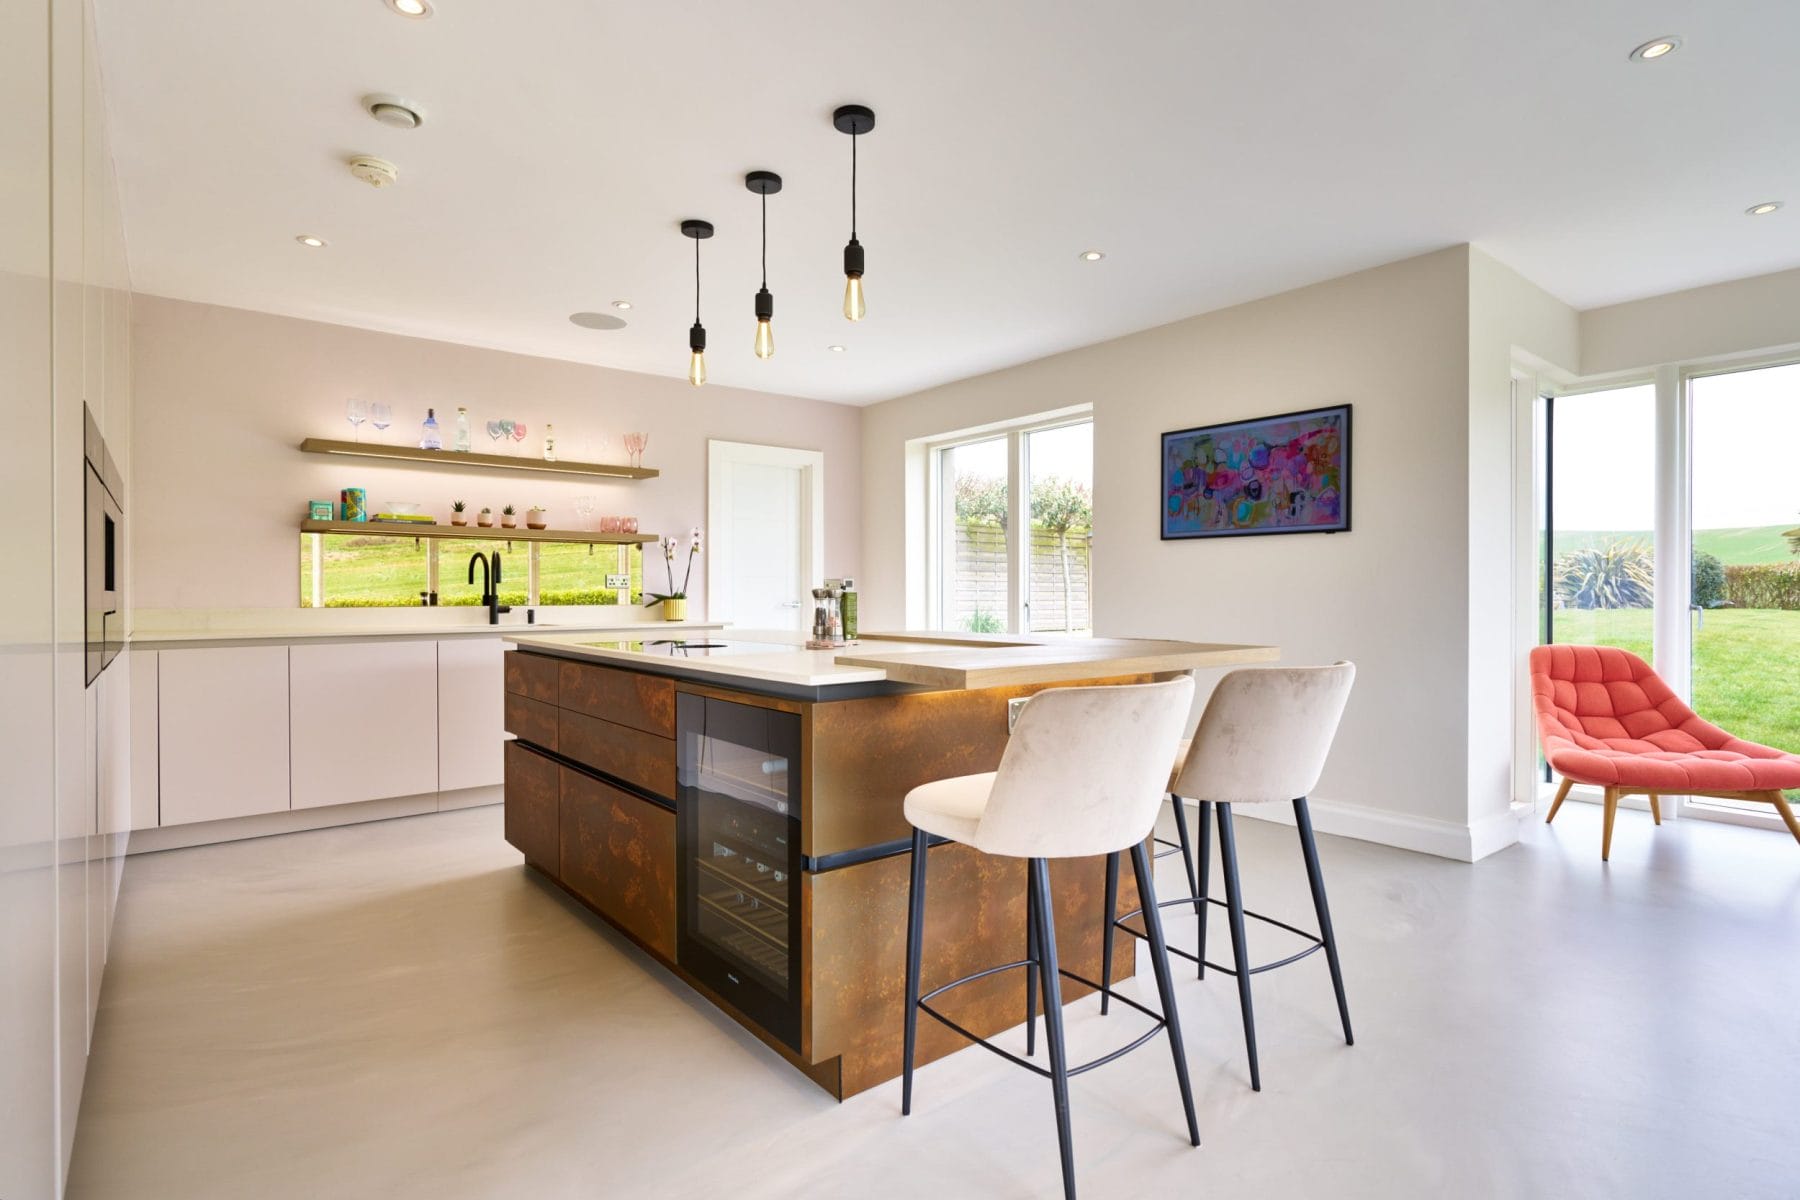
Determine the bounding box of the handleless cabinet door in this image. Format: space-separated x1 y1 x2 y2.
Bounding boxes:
290 640 439 809
158 646 290 825
439 638 506 791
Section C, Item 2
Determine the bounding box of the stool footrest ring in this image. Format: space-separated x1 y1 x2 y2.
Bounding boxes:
916 961 1173 1080
1110 898 1325 976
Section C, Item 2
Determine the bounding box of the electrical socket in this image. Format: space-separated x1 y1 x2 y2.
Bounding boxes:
605 573 631 589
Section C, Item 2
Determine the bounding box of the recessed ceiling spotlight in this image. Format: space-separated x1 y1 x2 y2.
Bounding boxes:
1628 36 1681 61
569 311 627 331
611 300 633 310
1746 201 1784 216
828 344 846 352
362 94 425 129
385 0 432 17
295 235 327 248
1078 250 1106 262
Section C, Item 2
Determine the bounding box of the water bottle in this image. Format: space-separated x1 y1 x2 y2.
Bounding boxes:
543 423 557 462
419 408 442 450
453 406 472 453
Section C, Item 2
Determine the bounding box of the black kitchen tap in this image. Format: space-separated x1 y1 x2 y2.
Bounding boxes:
468 551 510 625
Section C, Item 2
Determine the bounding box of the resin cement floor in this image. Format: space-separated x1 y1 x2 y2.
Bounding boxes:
67 800 1800 1199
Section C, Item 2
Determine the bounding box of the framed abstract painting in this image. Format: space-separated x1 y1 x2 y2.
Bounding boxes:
1161 404 1351 540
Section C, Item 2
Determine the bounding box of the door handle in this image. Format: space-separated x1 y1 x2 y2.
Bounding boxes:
781 601 801 608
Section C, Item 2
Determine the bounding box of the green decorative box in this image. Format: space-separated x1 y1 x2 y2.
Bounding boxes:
308 500 335 521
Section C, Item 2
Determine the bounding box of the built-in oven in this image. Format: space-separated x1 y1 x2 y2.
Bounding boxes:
84 406 124 685
675 692 804 1051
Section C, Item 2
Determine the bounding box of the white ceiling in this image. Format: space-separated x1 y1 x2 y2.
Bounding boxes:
94 0 1800 405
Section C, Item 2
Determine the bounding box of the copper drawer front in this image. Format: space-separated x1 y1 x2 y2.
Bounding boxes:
504 651 558 703
503 742 560 870
560 768 677 961
504 692 558 751
558 708 676 800
557 659 676 738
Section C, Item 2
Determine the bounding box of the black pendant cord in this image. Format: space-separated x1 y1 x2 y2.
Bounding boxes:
694 235 701 323
761 190 768 289
850 130 858 240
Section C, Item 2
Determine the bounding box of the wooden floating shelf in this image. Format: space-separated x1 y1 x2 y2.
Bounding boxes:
301 520 657 546
299 437 659 480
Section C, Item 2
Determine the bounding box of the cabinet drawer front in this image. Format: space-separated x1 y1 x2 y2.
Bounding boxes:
503 693 558 751
558 660 675 738
558 709 676 800
504 651 558 703
504 742 560 870
559 768 677 961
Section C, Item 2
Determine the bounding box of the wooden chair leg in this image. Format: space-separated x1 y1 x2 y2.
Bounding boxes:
1601 787 1620 861
1765 790 1800 846
1546 777 1573 824
1647 792 1662 825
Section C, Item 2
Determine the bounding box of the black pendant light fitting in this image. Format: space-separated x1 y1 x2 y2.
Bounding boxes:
745 171 782 359
833 104 874 321
680 219 714 386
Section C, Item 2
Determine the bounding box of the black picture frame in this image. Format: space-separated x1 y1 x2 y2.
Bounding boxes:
1160 403 1352 540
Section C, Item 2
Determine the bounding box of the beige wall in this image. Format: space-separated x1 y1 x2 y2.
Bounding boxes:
864 247 1508 856
130 296 863 612
1581 265 1800 376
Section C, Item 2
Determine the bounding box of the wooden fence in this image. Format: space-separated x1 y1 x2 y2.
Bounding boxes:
949 523 1092 632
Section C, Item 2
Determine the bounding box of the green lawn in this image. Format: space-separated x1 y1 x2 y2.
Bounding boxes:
1554 524 1797 565
301 535 643 607
1550 607 1800 762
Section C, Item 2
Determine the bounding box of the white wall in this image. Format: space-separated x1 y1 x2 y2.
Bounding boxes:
864 247 1512 857
130 297 863 613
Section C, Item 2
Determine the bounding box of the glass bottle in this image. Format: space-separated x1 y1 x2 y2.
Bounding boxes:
419 408 442 450
453 406 472 453
543 423 556 462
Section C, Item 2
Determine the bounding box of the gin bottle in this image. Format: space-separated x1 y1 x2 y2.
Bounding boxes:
419 408 442 450
454 406 472 453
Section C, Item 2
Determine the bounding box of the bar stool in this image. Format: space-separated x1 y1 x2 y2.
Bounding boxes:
901 677 1198 1200
1100 662 1356 1092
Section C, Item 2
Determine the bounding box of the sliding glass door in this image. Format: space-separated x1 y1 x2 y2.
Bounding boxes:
1687 362 1800 812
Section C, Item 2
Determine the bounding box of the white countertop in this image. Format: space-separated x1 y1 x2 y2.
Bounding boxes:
129 616 725 647
501 630 916 687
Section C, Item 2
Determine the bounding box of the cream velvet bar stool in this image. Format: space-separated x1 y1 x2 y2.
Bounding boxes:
901 677 1198 1200
1100 662 1356 1093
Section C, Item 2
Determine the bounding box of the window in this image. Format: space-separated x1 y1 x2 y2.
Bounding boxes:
300 534 641 608
929 413 1093 635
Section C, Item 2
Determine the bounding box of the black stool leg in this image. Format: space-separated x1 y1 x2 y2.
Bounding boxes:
1195 798 1212 978
1168 793 1201 915
1216 802 1261 1091
1131 841 1201 1148
1099 851 1119 1016
1295 797 1353 1046
1030 858 1078 1200
1025 864 1039 1055
901 828 929 1115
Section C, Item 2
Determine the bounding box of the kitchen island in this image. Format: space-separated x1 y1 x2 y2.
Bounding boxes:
500 631 1276 1098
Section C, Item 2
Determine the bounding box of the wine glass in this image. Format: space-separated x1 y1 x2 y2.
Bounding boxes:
497 419 515 454
573 495 595 530
346 398 367 442
624 432 647 468
511 422 528 454
369 402 391 440
485 420 504 451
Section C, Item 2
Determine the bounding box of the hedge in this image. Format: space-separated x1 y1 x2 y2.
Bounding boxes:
1724 562 1800 610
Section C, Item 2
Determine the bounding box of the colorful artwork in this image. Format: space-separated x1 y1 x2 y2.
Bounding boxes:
1161 405 1350 539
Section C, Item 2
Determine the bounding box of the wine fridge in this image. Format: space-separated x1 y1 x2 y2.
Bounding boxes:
675 693 803 1050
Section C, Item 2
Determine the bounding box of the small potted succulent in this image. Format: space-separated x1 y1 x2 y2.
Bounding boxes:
526 505 548 530
450 500 467 526
477 506 494 528
645 526 702 622
500 504 517 529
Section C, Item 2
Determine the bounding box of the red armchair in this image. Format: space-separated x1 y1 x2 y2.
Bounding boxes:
1528 644 1800 860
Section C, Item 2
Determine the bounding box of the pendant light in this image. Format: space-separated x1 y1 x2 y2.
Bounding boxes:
833 104 875 321
680 219 713 386
745 171 782 359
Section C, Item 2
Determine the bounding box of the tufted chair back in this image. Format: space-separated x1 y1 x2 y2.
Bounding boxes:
1528 644 1724 755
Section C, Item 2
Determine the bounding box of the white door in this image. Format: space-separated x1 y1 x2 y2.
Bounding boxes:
708 441 825 633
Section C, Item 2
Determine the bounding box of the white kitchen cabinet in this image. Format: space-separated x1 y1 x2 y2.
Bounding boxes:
289 640 438 809
438 638 507 792
159 645 290 825
128 649 159 831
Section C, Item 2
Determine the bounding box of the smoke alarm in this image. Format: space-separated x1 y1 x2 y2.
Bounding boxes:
348 155 399 188
362 93 425 129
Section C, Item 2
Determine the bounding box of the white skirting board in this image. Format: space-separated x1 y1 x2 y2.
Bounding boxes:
125 786 502 855
1223 794 1524 863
